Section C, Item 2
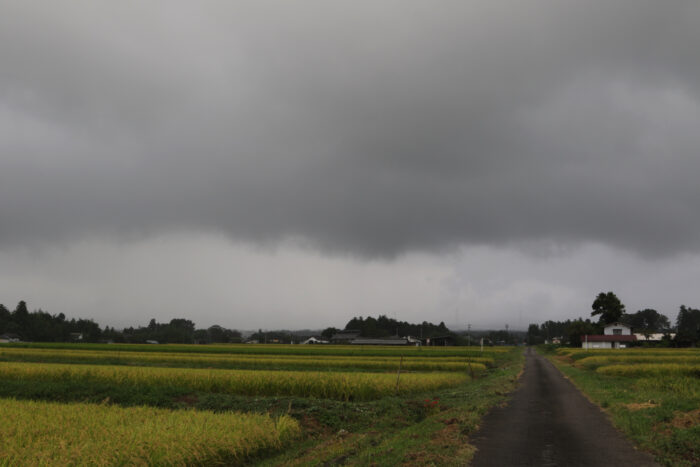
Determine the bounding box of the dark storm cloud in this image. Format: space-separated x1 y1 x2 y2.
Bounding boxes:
2 1 700 257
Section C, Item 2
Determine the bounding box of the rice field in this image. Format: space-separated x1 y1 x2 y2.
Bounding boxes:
556 347 700 378
0 346 495 371
0 398 300 465
0 341 508 357
0 361 474 401
0 342 509 464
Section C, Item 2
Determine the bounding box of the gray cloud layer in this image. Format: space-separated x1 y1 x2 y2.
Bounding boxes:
2 1 700 257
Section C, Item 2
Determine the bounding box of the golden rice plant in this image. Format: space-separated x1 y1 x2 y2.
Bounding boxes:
0 397 299 465
0 362 471 401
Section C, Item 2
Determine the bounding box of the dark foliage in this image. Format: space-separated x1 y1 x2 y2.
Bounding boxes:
343 315 450 340
591 291 626 324
675 305 700 347
0 300 241 344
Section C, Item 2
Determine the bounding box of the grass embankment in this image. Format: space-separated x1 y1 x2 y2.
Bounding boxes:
0 398 299 465
256 347 524 466
541 346 700 467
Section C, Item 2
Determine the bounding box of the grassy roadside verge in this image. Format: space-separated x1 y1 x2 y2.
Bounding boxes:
256 348 524 466
539 347 700 467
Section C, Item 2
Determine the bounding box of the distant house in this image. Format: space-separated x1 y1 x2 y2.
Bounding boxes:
544 337 563 345
405 336 422 346
301 337 329 344
351 338 410 346
426 335 456 346
69 332 84 342
0 333 21 343
145 339 159 344
330 331 361 344
582 323 636 349
633 332 676 342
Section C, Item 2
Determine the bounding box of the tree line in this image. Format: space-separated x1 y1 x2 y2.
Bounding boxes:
0 301 241 344
527 292 700 347
321 315 453 340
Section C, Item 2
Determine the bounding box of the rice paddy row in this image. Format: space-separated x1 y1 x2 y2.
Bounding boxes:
0 398 300 465
0 361 475 401
556 347 700 378
0 341 507 358
0 346 495 371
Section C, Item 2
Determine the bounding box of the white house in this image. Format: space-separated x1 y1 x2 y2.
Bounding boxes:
582 322 637 349
633 332 675 342
301 337 329 344
603 322 632 336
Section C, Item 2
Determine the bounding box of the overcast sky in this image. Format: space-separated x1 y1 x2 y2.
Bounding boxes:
2 1 699 330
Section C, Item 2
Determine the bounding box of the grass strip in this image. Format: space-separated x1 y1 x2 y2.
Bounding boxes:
255 348 524 466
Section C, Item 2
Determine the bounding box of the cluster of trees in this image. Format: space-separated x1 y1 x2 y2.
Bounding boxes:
0 301 102 342
0 301 241 344
527 292 700 347
120 319 242 344
322 315 452 340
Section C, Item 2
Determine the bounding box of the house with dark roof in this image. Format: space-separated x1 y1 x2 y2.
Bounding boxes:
351 338 409 345
330 331 361 344
582 322 637 349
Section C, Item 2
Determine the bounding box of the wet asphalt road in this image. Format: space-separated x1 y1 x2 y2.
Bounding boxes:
470 348 660 467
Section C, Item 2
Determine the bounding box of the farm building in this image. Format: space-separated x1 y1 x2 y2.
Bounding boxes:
351 338 409 345
0 333 21 343
330 331 361 344
633 332 675 342
301 337 329 344
582 322 637 349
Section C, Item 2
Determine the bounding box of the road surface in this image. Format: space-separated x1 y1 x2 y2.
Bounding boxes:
470 347 659 466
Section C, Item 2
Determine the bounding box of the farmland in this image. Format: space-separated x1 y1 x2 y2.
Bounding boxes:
0 399 299 465
0 343 522 465
545 347 700 466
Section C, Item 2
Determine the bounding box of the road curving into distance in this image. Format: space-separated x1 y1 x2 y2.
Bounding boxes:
470 347 659 467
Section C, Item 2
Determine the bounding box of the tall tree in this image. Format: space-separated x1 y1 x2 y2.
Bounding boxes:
591 291 625 325
675 305 700 346
567 319 598 346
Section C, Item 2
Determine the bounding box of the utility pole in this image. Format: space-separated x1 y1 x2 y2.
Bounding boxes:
467 323 471 347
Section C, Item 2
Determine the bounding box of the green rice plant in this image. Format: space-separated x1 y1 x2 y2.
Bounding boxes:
596 363 700 378
0 362 471 401
0 397 299 465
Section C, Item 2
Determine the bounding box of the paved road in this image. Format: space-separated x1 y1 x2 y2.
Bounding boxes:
470 348 659 467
